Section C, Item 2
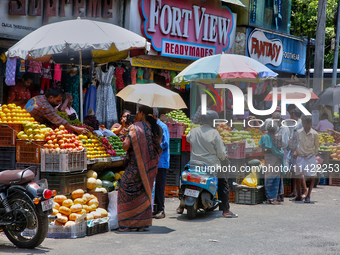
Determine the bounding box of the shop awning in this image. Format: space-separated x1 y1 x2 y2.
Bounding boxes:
220 0 246 7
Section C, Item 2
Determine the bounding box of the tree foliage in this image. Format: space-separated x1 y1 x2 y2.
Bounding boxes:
290 0 337 68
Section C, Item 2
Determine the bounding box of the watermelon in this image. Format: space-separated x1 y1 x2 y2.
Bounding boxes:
99 171 115 182
247 159 261 167
102 180 115 192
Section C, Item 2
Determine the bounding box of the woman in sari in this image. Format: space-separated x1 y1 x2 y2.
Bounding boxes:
118 105 162 231
259 122 285 205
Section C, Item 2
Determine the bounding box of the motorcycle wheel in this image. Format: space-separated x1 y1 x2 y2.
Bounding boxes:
3 191 48 249
187 200 198 219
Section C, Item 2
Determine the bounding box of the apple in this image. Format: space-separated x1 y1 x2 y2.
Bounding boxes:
59 125 65 130
58 140 64 145
46 136 52 142
52 139 58 144
44 144 49 148
60 144 66 149
51 135 56 140
57 134 63 140
47 140 53 145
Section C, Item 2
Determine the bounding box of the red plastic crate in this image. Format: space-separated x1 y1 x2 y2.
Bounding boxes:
181 135 191 151
229 191 235 203
283 185 291 197
165 185 179 197
166 123 186 138
0 124 23 147
329 172 340 186
226 142 245 159
16 140 45 164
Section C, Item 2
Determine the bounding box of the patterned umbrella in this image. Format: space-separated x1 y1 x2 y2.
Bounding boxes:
173 53 278 85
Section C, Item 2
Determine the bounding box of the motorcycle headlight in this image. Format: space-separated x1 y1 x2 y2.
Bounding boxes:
181 171 188 181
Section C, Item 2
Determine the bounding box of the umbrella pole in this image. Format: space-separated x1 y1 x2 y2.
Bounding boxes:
79 51 83 121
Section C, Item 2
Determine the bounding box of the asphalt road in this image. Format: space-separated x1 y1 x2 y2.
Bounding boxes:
1 185 340 255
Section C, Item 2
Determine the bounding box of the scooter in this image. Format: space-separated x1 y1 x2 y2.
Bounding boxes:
178 160 219 219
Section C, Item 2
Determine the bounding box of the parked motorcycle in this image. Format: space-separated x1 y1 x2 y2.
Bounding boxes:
178 160 219 219
0 167 55 248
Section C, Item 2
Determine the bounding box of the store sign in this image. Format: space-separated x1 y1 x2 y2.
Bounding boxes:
247 28 307 75
139 0 235 60
248 30 283 67
0 0 120 39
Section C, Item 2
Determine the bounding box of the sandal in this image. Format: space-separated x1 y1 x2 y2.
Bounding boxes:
304 197 311 203
287 193 297 198
176 207 184 214
222 211 238 218
292 196 304 201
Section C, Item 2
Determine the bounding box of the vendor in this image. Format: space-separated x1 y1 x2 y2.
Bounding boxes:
111 110 131 138
25 88 88 135
7 72 34 108
83 109 99 130
57 92 78 121
314 113 334 134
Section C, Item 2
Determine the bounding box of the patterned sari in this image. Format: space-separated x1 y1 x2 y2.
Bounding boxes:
118 121 162 229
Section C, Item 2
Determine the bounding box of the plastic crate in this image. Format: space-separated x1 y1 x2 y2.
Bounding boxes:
318 177 329 185
0 124 22 147
227 158 246 178
0 147 16 170
15 163 41 182
181 135 191 152
16 140 45 164
40 170 87 195
329 172 340 186
46 218 87 238
169 138 182 155
88 191 109 210
235 185 265 205
166 123 185 138
41 149 87 172
226 142 245 159
165 185 179 197
283 185 291 197
283 177 291 186
86 217 109 236
229 191 235 203
180 151 190 172
166 169 180 186
169 155 181 171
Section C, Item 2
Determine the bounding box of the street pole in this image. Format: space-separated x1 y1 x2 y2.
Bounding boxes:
313 0 327 95
332 0 340 87
306 36 311 88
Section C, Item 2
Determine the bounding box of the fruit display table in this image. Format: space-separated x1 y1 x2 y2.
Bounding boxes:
87 156 126 171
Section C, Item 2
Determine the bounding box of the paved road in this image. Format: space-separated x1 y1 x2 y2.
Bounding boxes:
1 185 340 255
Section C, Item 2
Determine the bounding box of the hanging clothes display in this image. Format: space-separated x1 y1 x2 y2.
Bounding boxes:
53 64 63 90
149 69 154 82
161 70 171 89
84 63 97 117
123 66 131 86
96 65 118 128
5 58 16 86
27 60 42 85
16 59 26 80
115 65 125 91
136 67 144 84
143 68 150 83
41 62 52 92
65 69 88 117
131 67 137 84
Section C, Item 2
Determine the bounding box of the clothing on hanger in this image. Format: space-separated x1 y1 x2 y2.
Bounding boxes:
115 66 124 90
149 69 154 82
5 58 16 86
28 60 42 74
136 68 144 84
131 67 137 84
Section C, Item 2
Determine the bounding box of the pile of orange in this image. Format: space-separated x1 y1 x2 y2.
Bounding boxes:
0 104 36 123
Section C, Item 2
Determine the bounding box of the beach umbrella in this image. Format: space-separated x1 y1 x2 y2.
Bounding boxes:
116 83 187 110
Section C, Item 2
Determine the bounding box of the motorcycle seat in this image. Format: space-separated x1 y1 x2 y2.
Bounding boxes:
0 170 35 185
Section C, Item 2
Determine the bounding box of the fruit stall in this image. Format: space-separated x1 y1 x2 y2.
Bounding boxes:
0 103 128 237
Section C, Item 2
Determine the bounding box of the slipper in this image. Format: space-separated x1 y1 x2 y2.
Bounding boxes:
223 212 238 218
292 196 304 201
301 194 306 199
287 193 297 198
176 207 184 214
304 197 311 203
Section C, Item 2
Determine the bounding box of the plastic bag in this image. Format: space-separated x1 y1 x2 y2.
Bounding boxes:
241 171 258 188
107 191 118 230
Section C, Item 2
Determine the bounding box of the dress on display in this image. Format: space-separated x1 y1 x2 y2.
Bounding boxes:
131 67 137 84
115 67 125 91
65 72 88 118
136 68 144 84
84 65 97 117
96 66 118 128
5 58 16 86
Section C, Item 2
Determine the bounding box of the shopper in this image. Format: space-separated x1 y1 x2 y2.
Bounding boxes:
259 121 285 205
7 72 34 107
314 113 334 134
293 115 319 203
192 96 215 124
83 109 100 130
111 110 131 138
177 110 237 218
153 113 170 219
25 88 88 135
118 105 163 231
57 92 78 120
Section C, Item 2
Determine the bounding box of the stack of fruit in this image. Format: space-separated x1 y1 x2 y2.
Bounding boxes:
43 125 84 151
318 132 335 144
184 123 201 136
165 110 191 125
330 145 340 160
17 123 53 141
247 128 264 147
52 189 108 226
216 124 232 144
79 134 110 159
87 170 123 192
107 135 126 156
332 133 340 143
99 137 116 157
319 145 332 152
0 104 37 123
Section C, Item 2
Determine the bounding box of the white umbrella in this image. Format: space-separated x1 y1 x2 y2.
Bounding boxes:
116 84 187 110
7 18 150 119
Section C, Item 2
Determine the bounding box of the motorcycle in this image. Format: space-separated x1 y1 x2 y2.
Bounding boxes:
0 167 55 248
178 160 219 219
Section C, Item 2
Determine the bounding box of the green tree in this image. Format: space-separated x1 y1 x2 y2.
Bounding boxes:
290 0 337 68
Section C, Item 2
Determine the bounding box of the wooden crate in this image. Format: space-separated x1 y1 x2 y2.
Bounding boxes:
329 172 340 186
